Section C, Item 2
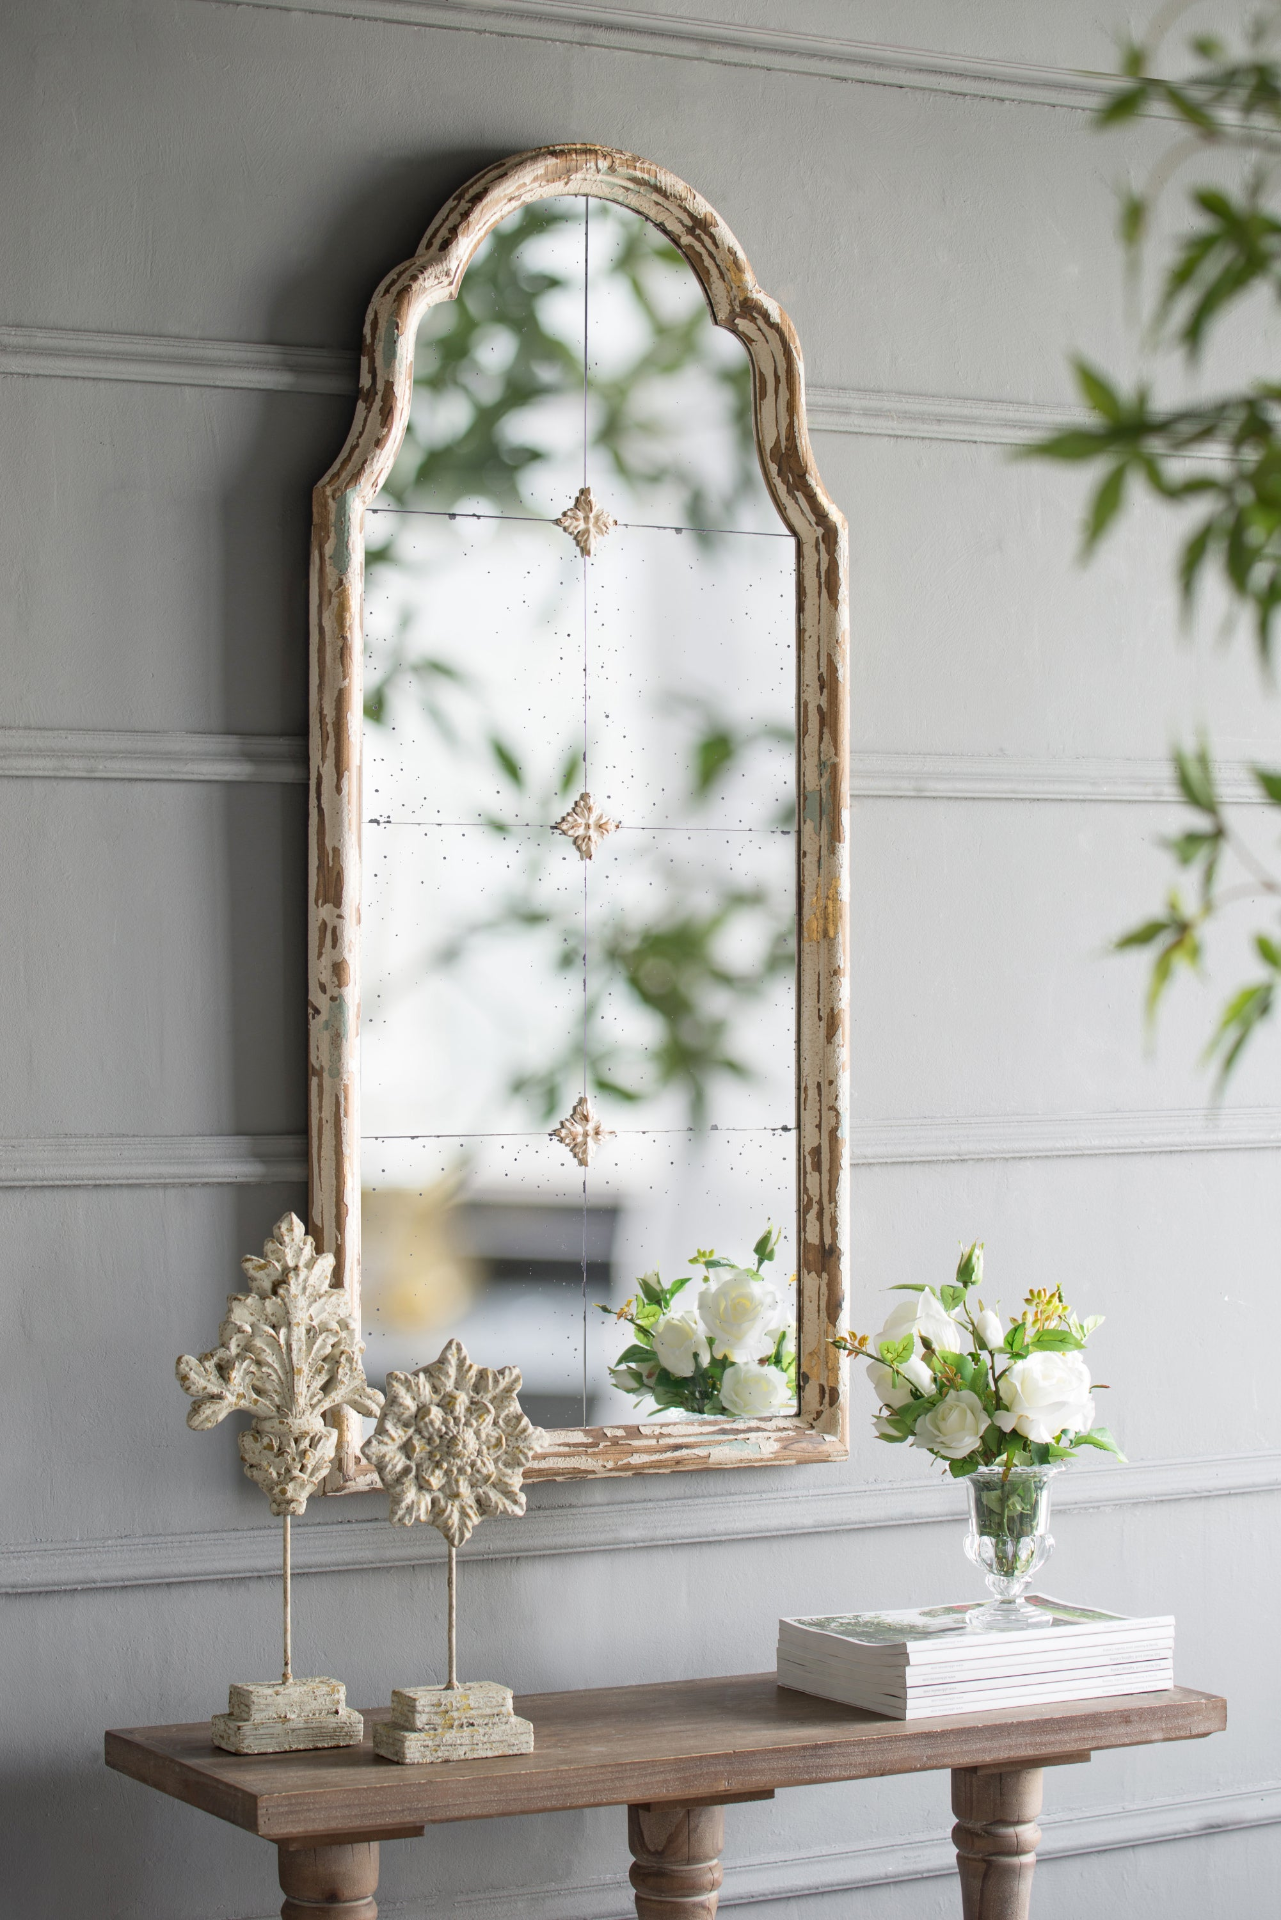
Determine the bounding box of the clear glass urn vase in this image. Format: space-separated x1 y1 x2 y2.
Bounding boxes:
963 1465 1060 1630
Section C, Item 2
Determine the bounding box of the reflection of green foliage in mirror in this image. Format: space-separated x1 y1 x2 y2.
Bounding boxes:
362 195 793 1129
371 196 762 529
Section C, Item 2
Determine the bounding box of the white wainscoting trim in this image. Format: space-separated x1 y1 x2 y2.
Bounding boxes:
6 1449 1278 1595
0 729 1267 807
2 1103 1279 1193
0 727 308 783
807 384 1090 446
0 324 356 395
0 1135 308 1189
340 1780 1281 1920
197 0 1121 113
848 1105 1281 1166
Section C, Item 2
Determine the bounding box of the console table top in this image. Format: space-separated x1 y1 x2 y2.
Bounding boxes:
105 1673 1225 1841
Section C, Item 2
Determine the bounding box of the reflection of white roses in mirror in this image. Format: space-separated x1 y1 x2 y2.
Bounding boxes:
720 1361 794 1417
650 1312 711 1378
913 1389 988 1459
699 1269 783 1360
995 1352 1094 1445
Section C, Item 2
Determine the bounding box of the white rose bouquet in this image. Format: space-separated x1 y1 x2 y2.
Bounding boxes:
832 1244 1124 1477
602 1225 796 1418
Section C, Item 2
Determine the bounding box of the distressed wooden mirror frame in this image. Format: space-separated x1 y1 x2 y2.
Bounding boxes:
309 144 849 1492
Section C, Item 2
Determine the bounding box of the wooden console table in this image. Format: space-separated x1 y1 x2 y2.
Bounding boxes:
106 1674 1224 1920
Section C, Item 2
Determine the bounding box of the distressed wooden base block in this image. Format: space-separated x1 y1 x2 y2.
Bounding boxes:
372 1682 533 1764
212 1678 364 1754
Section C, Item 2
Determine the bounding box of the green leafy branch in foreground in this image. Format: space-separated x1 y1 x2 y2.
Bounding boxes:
1024 13 1281 1080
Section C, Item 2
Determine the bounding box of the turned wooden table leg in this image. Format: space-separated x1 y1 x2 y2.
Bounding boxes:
951 1767 1043 1920
278 1840 380 1920
628 1803 724 1920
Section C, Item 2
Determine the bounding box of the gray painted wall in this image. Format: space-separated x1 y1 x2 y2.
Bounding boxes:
2 3 1277 1915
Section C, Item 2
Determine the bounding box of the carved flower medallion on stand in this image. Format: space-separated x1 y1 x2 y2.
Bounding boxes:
552 790 619 860
362 1338 541 1547
556 485 616 557
361 1340 542 1762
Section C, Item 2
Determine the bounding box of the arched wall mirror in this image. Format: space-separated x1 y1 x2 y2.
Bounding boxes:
309 146 849 1489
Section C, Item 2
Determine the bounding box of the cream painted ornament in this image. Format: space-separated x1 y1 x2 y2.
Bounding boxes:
362 1339 541 1762
176 1212 383 1753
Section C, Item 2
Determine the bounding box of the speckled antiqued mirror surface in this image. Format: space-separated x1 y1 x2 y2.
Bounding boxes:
309 146 849 1487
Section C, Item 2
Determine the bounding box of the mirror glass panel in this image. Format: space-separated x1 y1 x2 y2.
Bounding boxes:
360 195 798 1428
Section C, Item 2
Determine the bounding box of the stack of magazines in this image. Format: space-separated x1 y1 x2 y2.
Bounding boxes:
776 1596 1174 1720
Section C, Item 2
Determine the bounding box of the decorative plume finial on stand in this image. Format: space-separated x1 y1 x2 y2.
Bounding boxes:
176 1211 383 1753
362 1338 542 1762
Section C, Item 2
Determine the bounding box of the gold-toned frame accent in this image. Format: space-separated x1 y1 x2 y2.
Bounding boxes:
309 145 849 1489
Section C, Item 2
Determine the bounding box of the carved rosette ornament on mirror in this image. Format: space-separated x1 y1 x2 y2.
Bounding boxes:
555 484 616 556
175 1212 382 1752
362 1339 541 1762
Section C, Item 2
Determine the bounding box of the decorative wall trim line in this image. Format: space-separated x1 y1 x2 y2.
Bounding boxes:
0 728 308 783
849 1105 1281 1167
0 324 356 395
327 1780 1281 1920
807 384 1090 447
6 1449 1278 1595
199 0 1118 113
849 750 1262 806
1 1103 1279 1194
0 1135 307 1189
0 729 1264 807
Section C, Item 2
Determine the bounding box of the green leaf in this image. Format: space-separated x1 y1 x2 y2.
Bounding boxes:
1028 1327 1085 1352
1114 917 1175 950
637 1275 664 1307
1258 934 1281 971
1083 461 1128 552
1074 359 1125 422
488 735 524 791
633 1302 661 1330
878 1336 913 1367
887 1283 928 1293
615 1343 656 1366
663 1275 691 1307
1253 766 1281 806
1075 1426 1127 1461
1165 829 1220 866
1205 980 1275 1085
939 1283 965 1311
1174 742 1218 816
1003 1322 1029 1356
948 1456 982 1478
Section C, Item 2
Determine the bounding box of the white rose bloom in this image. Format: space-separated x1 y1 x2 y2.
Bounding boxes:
650 1311 711 1379
913 1388 989 1460
721 1362 794 1417
878 1289 967 1359
973 1308 1005 1350
698 1268 782 1360
995 1351 1094 1444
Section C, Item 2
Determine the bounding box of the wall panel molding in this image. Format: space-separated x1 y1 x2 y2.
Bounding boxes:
198 0 1118 112
0 1135 307 1189
0 728 307 783
849 1104 1281 1166
0 324 356 395
0 728 1266 808
6 1448 1278 1595
2 1101 1278 1193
